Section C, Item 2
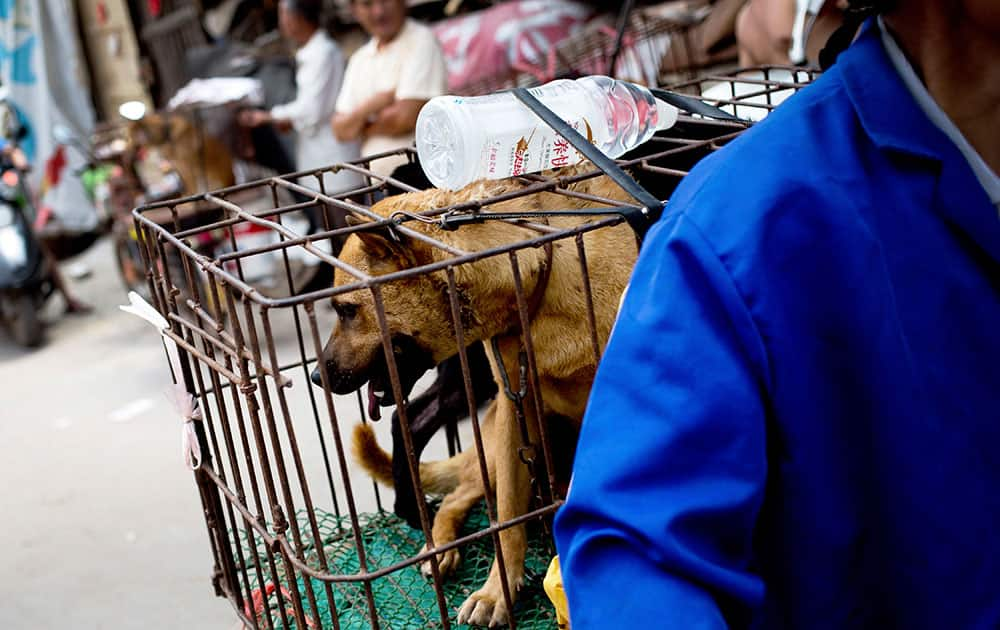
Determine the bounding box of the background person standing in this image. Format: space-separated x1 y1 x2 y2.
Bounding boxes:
238 0 361 195
331 0 447 184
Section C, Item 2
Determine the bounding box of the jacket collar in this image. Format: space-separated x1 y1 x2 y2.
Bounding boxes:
838 21 950 163
838 20 1000 263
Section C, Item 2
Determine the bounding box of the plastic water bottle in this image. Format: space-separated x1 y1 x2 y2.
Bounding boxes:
415 75 679 190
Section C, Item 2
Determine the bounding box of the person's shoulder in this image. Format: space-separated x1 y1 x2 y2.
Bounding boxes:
401 18 441 48
345 36 376 69
672 68 859 223
309 30 342 56
317 29 339 48
651 66 882 265
402 18 432 36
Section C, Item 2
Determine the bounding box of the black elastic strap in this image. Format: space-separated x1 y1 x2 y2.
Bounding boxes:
648 88 746 123
607 0 637 78
511 87 663 237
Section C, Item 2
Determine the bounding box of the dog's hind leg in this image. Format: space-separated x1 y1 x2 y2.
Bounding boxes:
419 401 498 578
419 471 485 578
392 344 498 528
351 409 496 559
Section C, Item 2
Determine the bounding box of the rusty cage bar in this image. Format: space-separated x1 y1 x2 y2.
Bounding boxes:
133 69 815 629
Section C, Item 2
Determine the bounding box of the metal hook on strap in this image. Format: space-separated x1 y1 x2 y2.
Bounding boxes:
490 336 528 405
490 335 539 459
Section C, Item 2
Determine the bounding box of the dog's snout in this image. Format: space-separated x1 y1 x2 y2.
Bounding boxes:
310 358 364 395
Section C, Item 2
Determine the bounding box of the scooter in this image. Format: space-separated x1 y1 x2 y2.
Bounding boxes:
0 103 104 347
0 146 51 347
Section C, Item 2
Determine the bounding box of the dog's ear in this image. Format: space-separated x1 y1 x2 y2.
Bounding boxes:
346 215 416 265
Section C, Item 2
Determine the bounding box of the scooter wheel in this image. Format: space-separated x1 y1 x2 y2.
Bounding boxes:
10 292 43 348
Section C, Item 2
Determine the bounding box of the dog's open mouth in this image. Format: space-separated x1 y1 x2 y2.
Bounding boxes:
363 335 435 421
366 370 393 421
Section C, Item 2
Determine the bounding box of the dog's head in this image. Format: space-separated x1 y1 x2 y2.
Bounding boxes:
309 174 567 409
310 211 465 414
127 113 188 147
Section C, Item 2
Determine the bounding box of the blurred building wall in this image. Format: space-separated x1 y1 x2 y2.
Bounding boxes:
76 0 152 121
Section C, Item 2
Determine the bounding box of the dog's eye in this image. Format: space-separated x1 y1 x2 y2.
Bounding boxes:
333 302 359 320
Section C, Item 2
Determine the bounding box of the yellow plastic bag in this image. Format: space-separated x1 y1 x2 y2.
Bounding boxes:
544 556 570 629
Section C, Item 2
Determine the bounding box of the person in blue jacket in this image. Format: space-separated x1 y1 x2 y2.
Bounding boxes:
553 0 1000 627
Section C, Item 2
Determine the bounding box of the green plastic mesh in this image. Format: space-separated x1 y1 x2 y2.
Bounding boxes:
235 503 558 629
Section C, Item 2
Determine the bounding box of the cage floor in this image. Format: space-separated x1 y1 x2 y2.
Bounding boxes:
238 503 558 629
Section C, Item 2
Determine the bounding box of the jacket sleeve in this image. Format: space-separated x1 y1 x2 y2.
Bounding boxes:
553 206 770 628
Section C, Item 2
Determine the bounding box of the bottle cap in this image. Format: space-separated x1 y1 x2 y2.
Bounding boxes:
653 98 679 131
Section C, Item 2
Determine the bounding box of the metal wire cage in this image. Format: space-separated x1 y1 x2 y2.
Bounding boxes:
133 71 814 630
670 65 821 121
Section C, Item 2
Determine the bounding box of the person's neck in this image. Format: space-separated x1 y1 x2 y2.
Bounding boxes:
375 22 405 51
885 6 1000 173
297 26 319 48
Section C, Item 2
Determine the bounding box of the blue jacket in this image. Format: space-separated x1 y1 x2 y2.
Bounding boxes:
553 22 1000 629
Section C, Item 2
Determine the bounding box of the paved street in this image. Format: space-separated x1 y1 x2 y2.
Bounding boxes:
0 238 237 629
0 236 464 630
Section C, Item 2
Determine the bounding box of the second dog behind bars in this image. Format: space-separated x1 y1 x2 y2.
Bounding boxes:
311 167 638 626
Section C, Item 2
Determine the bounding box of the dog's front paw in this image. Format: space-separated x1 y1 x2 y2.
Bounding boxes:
418 544 461 578
456 578 521 627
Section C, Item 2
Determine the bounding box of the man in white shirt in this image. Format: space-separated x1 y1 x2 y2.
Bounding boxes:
330 0 448 181
239 0 361 195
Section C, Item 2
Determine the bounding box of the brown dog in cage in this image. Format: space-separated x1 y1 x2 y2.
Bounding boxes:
127 112 236 195
313 168 638 626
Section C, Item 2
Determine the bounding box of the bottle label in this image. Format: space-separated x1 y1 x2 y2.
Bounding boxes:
511 129 535 176
483 117 591 180
422 79 610 187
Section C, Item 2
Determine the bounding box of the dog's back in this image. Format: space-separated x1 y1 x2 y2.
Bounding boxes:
379 170 638 417
369 166 638 365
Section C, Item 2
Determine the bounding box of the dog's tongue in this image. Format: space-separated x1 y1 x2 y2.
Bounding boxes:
367 386 381 421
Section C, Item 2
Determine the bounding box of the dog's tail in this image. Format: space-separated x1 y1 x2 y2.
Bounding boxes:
351 423 465 495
